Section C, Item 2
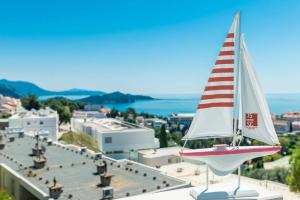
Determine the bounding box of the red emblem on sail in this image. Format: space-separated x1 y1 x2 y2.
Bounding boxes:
245 113 258 128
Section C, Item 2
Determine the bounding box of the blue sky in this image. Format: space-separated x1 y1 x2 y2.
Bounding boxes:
0 0 299 94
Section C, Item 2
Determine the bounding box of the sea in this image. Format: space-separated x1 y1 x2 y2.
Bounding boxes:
39 93 300 117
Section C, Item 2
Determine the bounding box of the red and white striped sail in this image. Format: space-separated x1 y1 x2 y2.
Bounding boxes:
183 13 239 139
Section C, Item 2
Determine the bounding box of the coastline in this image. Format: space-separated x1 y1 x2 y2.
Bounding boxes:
38 94 300 117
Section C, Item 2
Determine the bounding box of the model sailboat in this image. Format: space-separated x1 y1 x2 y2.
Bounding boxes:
180 12 281 177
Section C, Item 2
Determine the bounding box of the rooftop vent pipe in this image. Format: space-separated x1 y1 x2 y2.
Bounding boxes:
48 177 63 199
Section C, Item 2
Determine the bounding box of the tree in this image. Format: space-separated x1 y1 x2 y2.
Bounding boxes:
0 189 12 200
159 124 168 148
279 136 291 155
252 157 264 169
21 94 43 110
107 108 119 118
43 98 80 124
0 112 11 119
243 167 288 184
287 148 300 192
59 106 72 124
126 107 136 116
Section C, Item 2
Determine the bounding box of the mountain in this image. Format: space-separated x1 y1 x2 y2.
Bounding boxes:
77 91 155 104
0 79 105 97
0 79 49 96
0 79 154 103
0 84 21 98
54 88 105 96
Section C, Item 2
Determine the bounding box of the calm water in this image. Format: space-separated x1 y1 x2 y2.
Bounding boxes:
38 95 89 100
39 94 300 117
104 94 300 117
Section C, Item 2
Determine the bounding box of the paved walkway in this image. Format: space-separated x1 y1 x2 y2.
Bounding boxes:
264 156 290 170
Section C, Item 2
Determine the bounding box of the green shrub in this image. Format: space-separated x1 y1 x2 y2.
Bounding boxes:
59 131 100 152
287 149 300 192
263 153 283 162
0 190 12 200
244 167 289 184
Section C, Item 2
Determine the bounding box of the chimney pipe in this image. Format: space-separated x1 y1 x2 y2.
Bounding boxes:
33 157 46 169
48 177 63 199
0 133 5 150
100 173 112 187
96 161 107 175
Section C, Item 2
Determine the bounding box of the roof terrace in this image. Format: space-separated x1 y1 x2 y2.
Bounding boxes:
0 134 187 199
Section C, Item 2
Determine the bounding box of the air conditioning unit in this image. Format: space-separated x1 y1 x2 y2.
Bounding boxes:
102 186 113 199
47 139 53 146
81 147 87 153
95 153 102 160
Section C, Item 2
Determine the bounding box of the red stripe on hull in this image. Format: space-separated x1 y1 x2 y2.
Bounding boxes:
208 77 234 82
197 102 233 109
215 59 234 65
179 146 281 157
223 42 235 47
226 33 234 38
201 94 234 100
204 85 234 91
219 51 234 56
212 68 234 73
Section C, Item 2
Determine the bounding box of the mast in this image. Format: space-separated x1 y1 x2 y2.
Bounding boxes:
232 11 241 147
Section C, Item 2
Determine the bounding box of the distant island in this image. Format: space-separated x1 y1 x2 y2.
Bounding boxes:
0 79 156 104
77 91 155 104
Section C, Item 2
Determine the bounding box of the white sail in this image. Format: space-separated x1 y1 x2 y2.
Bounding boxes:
240 36 279 145
183 14 239 140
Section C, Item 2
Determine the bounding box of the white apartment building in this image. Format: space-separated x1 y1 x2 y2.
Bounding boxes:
169 113 195 129
0 95 22 114
144 118 168 129
71 117 159 152
83 104 102 111
8 107 59 140
72 110 106 119
138 147 183 167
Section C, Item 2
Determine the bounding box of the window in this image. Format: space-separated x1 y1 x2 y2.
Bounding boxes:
40 121 44 125
104 137 112 144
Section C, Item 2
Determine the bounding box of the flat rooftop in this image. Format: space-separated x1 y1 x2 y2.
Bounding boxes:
10 107 57 119
75 118 149 132
139 147 185 158
170 113 194 118
273 120 289 126
0 135 187 199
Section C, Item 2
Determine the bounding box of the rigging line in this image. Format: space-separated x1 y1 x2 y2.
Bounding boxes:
180 139 188 162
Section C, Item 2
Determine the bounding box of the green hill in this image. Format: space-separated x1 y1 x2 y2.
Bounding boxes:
77 91 155 104
0 84 21 98
0 79 105 97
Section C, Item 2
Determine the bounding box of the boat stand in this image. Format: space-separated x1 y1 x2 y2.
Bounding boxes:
206 164 209 190
190 165 259 200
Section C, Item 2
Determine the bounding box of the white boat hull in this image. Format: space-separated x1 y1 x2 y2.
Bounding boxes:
180 146 281 176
